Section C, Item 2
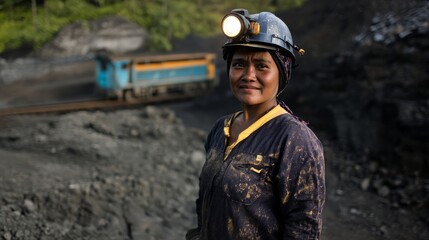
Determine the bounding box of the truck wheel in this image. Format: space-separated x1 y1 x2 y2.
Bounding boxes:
124 90 138 103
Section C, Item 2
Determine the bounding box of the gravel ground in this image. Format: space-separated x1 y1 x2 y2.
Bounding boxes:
0 107 206 239
0 103 427 240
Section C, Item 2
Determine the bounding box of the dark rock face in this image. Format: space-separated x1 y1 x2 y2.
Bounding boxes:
37 16 148 58
301 1 429 175
343 2 428 173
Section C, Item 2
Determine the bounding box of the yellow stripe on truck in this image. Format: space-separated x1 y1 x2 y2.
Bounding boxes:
134 59 209 71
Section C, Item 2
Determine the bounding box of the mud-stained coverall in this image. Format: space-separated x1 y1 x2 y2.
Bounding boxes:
187 105 325 240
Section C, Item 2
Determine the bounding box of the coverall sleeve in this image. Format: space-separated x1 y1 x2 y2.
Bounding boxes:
277 126 325 240
186 119 222 240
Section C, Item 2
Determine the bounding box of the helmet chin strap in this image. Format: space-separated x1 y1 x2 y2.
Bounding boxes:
277 86 287 97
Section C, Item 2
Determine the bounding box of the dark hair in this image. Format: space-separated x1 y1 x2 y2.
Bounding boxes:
271 50 292 96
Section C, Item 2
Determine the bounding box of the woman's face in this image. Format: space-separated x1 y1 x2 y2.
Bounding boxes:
229 48 279 108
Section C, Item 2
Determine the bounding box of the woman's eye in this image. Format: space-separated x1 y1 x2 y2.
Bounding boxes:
232 62 244 68
257 64 268 69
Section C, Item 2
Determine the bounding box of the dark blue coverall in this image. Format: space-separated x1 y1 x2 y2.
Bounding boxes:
187 105 325 240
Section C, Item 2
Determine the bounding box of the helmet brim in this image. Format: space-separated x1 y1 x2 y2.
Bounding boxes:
222 42 278 52
222 42 296 64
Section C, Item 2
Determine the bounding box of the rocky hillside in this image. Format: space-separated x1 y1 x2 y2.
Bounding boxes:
0 16 147 84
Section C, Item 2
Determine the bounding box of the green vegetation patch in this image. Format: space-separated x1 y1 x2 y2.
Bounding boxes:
0 0 306 54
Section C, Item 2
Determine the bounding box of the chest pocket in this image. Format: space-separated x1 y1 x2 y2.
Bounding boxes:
222 153 277 205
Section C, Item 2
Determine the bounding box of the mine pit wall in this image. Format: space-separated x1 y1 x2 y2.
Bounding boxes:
285 2 429 176
0 56 95 84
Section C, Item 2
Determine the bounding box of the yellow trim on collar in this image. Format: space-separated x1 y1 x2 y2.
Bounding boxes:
224 105 287 160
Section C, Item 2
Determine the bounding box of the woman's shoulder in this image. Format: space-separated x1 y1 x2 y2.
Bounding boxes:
273 113 322 144
204 113 235 148
274 112 308 130
206 113 234 137
211 114 232 128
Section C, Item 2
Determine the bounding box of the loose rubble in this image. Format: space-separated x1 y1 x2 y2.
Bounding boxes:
354 1 429 46
0 107 206 239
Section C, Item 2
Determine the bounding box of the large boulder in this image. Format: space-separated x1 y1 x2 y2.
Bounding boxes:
37 16 148 58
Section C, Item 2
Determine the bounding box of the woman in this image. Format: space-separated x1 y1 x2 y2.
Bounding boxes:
187 9 325 240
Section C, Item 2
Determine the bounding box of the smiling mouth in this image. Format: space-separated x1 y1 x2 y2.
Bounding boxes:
239 85 259 90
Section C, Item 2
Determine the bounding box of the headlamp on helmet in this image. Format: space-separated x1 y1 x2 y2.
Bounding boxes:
221 9 260 40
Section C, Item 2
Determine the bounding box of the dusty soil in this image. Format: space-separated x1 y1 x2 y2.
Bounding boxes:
0 0 428 239
0 106 207 239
